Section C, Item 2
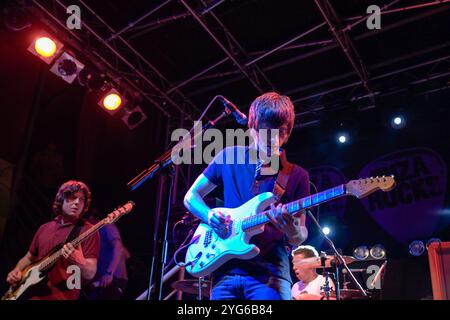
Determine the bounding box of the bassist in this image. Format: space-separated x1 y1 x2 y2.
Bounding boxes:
6 180 99 300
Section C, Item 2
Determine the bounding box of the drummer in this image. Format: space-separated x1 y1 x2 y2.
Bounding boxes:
291 245 335 300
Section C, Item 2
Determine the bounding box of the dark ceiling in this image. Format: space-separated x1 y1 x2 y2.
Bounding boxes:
12 0 450 127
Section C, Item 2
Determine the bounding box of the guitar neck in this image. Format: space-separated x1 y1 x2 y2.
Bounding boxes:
38 219 107 272
241 184 347 231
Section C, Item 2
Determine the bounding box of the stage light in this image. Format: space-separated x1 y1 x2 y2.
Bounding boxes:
49 52 84 84
322 227 331 236
353 246 370 260
337 133 348 144
4 6 31 31
27 34 63 64
104 93 121 110
369 244 386 260
426 238 441 250
121 106 148 130
35 37 56 57
98 89 124 115
409 240 425 256
78 70 107 91
391 115 406 129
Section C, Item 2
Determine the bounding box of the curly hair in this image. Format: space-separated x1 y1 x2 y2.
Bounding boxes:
248 92 296 141
52 180 92 216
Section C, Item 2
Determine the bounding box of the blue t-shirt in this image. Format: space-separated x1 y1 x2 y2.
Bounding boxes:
203 146 310 282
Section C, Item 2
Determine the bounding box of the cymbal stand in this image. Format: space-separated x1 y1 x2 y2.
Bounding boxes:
320 252 333 300
307 210 367 299
197 277 203 300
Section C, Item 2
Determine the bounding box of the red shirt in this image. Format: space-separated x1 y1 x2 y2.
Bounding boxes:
28 216 100 300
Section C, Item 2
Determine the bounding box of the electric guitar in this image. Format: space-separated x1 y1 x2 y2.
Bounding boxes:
2 201 135 300
185 176 395 277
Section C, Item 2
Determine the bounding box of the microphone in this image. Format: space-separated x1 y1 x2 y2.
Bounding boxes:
218 96 248 125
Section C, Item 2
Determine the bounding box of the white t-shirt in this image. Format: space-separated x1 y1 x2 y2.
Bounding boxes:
291 275 335 299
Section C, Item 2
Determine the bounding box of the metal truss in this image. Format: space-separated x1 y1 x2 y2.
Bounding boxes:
24 0 450 190
29 0 202 122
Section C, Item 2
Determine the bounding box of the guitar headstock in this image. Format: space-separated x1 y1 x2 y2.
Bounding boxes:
346 176 395 199
105 201 135 224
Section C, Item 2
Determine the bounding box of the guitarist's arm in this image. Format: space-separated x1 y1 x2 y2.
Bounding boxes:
184 173 231 238
184 173 217 224
6 251 38 285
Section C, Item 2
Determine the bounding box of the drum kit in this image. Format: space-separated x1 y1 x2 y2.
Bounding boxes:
294 254 370 300
170 254 374 300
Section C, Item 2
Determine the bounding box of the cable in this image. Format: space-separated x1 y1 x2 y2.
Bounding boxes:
174 228 199 268
165 225 197 272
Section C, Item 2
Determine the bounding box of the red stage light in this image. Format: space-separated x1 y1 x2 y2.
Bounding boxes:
103 93 122 110
34 37 57 58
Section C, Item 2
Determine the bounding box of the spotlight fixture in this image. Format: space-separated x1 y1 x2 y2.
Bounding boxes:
353 246 370 260
322 227 331 236
426 238 441 250
3 6 31 31
77 70 107 91
369 244 386 260
98 89 124 115
391 115 406 129
27 34 63 64
49 52 84 84
409 240 425 256
121 106 148 130
337 133 349 144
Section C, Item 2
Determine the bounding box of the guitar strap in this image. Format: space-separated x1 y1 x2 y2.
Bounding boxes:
272 151 294 202
251 148 294 202
64 218 86 244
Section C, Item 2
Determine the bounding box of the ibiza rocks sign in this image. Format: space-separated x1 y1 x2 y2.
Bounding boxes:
358 148 447 243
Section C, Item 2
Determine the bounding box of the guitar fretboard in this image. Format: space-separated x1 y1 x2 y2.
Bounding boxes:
241 185 346 231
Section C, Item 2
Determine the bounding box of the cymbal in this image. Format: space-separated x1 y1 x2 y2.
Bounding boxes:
293 255 356 269
321 289 368 300
172 280 211 297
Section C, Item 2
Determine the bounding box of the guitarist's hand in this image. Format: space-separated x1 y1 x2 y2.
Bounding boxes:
62 243 86 266
6 268 22 285
208 210 231 239
265 203 297 235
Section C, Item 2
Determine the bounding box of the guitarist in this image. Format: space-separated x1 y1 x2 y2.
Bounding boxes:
184 92 309 300
5 180 100 300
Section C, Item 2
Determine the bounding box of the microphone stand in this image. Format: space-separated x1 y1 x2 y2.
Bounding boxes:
306 210 367 300
127 101 234 300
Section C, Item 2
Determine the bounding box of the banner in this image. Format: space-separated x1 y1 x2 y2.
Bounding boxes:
358 148 447 243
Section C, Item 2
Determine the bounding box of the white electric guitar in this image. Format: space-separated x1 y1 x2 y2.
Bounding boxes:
185 176 395 277
2 201 134 300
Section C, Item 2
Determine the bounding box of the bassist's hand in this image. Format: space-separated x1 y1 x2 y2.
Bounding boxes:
62 243 86 266
6 268 22 285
